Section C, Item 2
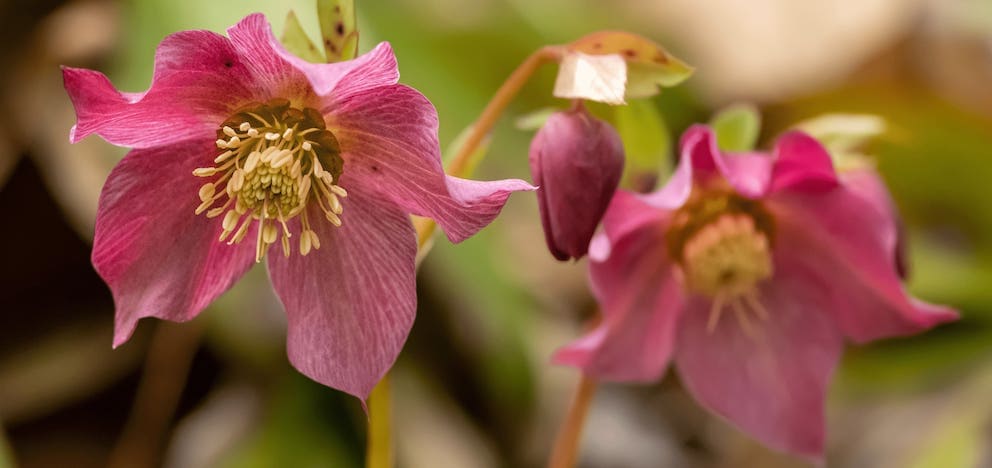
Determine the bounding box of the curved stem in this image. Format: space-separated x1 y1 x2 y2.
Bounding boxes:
547 373 598 468
447 45 564 177
365 375 393 468
413 45 563 252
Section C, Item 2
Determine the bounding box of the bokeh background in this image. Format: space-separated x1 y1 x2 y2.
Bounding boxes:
2 0 992 467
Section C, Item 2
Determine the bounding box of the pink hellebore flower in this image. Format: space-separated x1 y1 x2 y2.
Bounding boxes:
529 106 624 261
62 14 533 400
554 125 957 459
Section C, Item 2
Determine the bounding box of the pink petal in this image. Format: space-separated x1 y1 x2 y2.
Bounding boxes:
769 131 838 192
272 39 400 107
767 184 957 342
93 140 256 347
225 13 313 101
554 221 683 382
640 125 772 208
266 187 417 400
674 269 845 460
842 169 908 277
600 190 668 245
64 29 257 148
329 84 534 243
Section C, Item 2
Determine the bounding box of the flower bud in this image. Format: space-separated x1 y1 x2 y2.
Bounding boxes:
529 106 625 261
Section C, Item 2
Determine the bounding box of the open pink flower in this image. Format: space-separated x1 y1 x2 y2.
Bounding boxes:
553 125 957 459
63 13 533 400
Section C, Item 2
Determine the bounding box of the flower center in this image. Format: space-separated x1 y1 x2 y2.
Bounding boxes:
193 98 347 262
668 192 774 335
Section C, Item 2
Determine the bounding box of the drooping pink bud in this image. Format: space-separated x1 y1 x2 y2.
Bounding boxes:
529 106 625 261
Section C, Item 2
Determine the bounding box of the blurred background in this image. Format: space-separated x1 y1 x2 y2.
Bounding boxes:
2 0 992 467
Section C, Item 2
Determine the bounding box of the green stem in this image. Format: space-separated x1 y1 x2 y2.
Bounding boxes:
366 374 393 468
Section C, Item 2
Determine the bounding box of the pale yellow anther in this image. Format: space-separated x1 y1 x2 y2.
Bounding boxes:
330 185 348 198
282 128 294 139
222 210 241 231
265 132 280 141
244 152 261 173
193 167 218 177
301 141 312 152
215 151 234 164
247 128 259 138
216 139 228 149
263 222 278 244
198 183 215 202
227 136 241 147
325 211 342 226
239 122 251 132
223 126 237 137
300 230 313 256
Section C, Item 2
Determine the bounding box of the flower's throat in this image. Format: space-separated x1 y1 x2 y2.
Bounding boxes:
667 192 774 336
194 99 346 262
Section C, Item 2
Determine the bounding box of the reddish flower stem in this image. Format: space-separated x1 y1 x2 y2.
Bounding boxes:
547 373 598 468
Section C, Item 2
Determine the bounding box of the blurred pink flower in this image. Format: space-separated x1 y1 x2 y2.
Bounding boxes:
554 125 957 459
529 106 624 261
62 13 533 400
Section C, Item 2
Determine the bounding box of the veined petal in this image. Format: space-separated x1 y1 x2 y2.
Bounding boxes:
674 269 845 461
768 183 957 342
64 29 257 148
329 84 534 243
93 140 256 347
276 39 400 107
554 221 682 382
225 13 313 101
267 187 417 400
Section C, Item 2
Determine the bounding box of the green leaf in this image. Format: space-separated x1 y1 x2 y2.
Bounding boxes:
318 0 359 62
614 99 672 188
280 10 324 63
709 103 761 152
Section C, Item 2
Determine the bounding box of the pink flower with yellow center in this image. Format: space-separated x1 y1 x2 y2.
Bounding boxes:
554 125 957 459
62 14 533 399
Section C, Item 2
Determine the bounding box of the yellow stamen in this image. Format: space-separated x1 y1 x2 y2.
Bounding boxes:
194 100 345 262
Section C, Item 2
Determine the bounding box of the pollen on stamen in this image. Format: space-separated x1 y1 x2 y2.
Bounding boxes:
192 100 346 262
678 211 774 335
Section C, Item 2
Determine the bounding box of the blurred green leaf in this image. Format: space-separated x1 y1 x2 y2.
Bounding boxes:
318 0 358 62
281 10 324 63
613 99 672 186
710 103 761 152
217 374 361 468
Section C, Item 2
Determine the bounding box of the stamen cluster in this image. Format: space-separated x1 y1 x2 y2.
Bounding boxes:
193 99 347 261
668 192 774 334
